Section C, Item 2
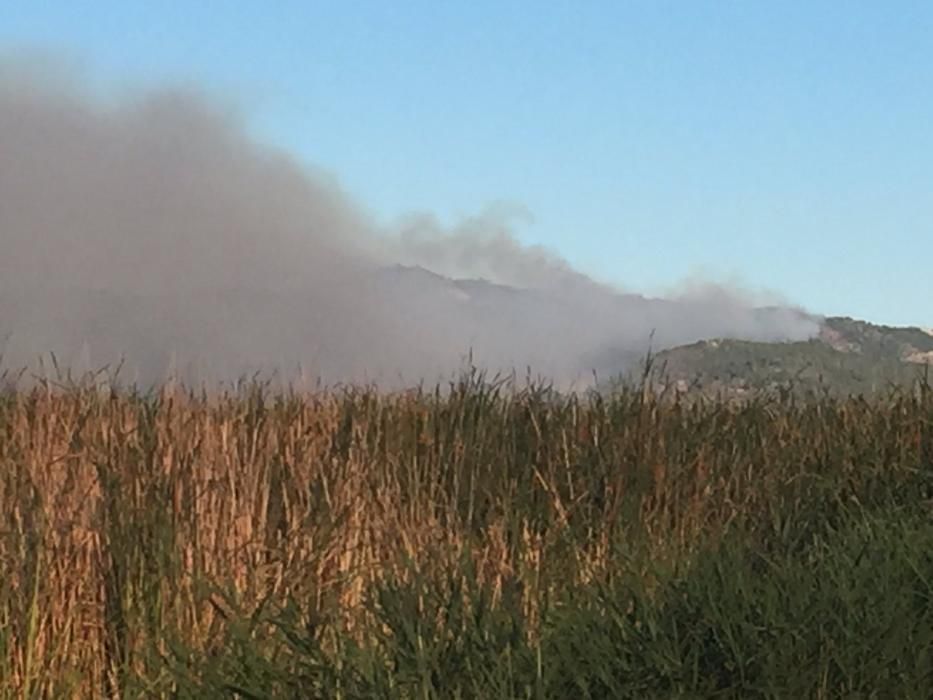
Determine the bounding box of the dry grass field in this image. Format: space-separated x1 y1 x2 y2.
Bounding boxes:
1 370 932 697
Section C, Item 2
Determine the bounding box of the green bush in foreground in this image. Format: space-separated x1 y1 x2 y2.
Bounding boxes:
165 507 933 699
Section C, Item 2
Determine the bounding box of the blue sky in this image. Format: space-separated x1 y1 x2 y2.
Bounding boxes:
3 2 931 325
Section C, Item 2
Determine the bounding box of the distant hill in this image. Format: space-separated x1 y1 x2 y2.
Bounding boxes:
6 263 915 393
644 316 933 397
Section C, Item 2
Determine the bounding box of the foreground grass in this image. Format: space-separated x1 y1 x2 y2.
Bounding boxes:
1 372 931 697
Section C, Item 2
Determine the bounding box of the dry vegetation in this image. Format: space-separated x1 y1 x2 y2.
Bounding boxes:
1 369 932 698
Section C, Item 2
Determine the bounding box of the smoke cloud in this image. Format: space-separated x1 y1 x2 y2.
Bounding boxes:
0 63 820 387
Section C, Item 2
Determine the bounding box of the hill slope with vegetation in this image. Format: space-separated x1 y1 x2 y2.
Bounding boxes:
648 316 933 397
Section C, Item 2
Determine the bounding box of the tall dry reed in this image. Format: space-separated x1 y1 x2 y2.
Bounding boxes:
0 370 931 696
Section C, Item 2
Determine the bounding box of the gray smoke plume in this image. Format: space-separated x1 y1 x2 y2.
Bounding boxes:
0 63 820 388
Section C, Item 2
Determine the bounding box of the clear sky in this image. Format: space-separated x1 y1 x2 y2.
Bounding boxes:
3 2 931 326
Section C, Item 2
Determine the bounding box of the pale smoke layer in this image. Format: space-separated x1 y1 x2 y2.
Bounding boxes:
0 67 820 387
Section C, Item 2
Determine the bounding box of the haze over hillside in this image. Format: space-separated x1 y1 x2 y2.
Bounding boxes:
1 63 822 386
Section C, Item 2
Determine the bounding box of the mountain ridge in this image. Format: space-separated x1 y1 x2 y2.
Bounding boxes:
3 264 917 392
646 315 933 397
